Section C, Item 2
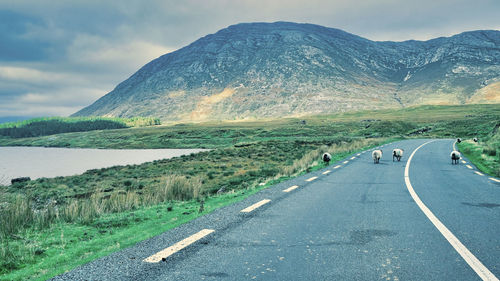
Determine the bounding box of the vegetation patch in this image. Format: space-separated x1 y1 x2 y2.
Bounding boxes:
458 124 500 177
0 117 160 138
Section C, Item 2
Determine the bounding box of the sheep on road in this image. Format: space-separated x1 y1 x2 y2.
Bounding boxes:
392 148 404 162
372 150 382 164
450 151 461 164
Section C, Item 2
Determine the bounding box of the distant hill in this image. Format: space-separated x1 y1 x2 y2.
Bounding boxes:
73 22 500 121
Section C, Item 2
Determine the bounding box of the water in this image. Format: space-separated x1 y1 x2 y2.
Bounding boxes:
0 146 207 185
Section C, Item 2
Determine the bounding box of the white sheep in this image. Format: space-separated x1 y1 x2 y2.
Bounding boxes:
392 148 404 162
322 152 331 165
450 150 461 164
372 150 382 164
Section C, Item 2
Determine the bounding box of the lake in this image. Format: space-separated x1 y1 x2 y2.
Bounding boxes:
0 146 207 185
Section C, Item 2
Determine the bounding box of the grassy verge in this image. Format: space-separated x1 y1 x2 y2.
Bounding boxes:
1 189 263 281
457 132 499 177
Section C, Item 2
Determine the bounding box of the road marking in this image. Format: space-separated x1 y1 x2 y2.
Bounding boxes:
405 141 498 281
322 170 331 175
333 165 341 169
466 165 473 169
343 161 349 164
240 199 271 213
461 160 467 164
143 229 215 263
357 153 361 156
453 141 457 151
475 171 484 176
305 176 318 182
350 156 356 160
489 177 500 183
283 185 299 192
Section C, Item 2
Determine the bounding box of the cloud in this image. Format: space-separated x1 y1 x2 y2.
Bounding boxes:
0 0 499 118
66 34 174 72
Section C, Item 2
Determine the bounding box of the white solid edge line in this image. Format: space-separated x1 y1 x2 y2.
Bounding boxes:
333 165 341 169
240 199 271 213
453 140 457 151
283 185 299 192
322 170 331 175
466 165 473 169
143 229 215 263
305 176 318 182
489 177 500 183
475 171 484 176
405 140 498 281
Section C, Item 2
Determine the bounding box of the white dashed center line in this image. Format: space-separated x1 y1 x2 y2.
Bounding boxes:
343 161 349 164
357 153 361 156
474 171 484 176
350 157 356 160
305 176 318 182
240 199 271 213
333 165 341 169
461 160 467 164
466 165 473 169
283 185 299 192
322 170 331 175
489 177 500 183
143 229 215 263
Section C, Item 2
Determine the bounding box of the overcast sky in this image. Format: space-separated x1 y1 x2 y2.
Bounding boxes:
1 0 499 118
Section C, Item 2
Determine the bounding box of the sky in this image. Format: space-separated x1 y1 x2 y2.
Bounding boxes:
0 0 499 119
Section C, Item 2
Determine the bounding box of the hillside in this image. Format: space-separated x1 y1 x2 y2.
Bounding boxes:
73 22 500 121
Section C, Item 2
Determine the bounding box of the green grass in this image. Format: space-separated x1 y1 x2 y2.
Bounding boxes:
1 104 498 149
1 189 264 280
0 104 499 280
457 130 500 177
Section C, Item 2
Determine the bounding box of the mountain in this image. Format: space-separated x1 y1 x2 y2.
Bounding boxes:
73 22 500 121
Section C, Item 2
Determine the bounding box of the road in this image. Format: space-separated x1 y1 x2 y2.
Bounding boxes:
52 139 500 281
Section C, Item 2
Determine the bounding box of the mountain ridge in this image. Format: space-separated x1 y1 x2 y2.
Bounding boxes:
74 22 500 121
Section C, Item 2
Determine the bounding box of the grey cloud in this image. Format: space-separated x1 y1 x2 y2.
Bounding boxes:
0 0 498 118
0 10 52 61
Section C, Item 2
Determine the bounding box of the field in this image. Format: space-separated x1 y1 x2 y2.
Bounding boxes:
0 104 499 280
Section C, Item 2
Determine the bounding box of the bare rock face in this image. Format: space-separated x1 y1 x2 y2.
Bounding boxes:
73 22 500 121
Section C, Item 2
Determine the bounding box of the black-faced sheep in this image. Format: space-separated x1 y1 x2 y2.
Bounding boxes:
372 150 382 164
450 150 461 164
473 137 478 143
457 138 461 143
322 153 331 165
392 148 404 162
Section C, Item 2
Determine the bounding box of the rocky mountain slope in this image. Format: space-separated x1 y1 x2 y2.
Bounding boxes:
74 22 500 121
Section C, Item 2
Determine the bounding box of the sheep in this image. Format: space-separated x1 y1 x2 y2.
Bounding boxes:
473 137 478 143
322 152 331 165
372 150 382 164
450 150 461 164
392 148 404 162
456 138 461 143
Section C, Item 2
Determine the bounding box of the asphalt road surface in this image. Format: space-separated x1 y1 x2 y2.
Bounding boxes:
52 139 500 281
